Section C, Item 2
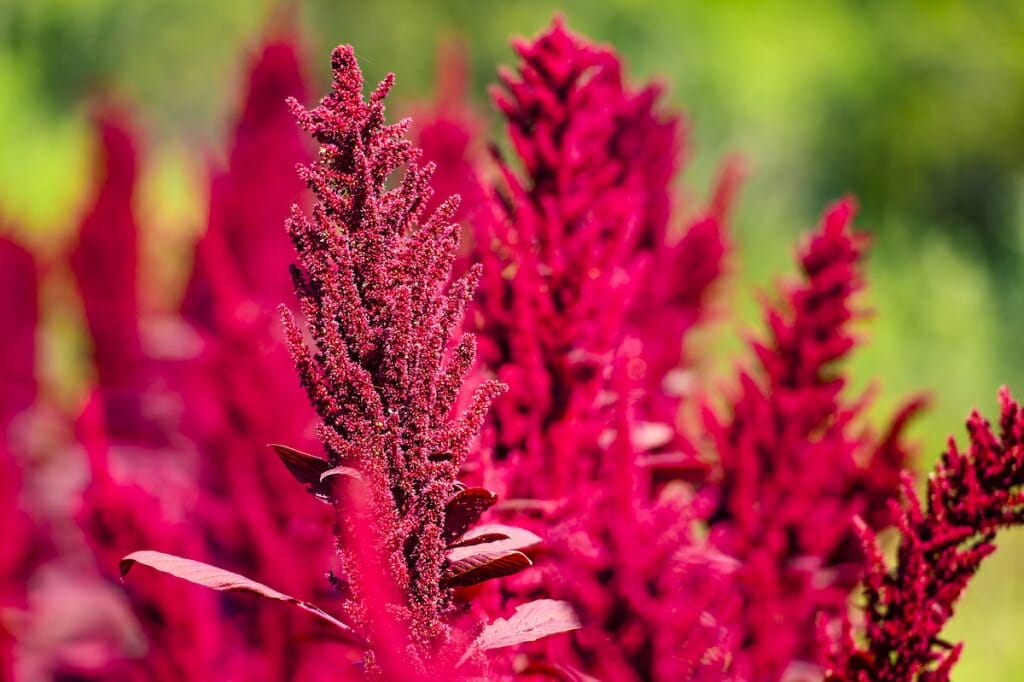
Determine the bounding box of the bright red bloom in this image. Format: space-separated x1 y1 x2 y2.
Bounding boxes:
70 109 241 681
703 199 922 680
825 388 1024 682
470 20 734 681
70 111 160 444
183 39 312 325
475 17 701 500
281 43 533 676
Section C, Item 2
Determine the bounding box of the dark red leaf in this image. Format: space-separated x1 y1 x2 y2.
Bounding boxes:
270 443 333 502
443 487 498 542
440 549 531 588
120 550 365 645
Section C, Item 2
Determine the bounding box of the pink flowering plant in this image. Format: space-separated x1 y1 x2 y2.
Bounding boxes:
2 14 1022 682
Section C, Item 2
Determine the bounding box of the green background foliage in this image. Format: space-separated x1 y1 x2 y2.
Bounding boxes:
3 1 1023 676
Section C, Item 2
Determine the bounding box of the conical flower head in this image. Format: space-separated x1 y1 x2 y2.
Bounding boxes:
283 44 507 666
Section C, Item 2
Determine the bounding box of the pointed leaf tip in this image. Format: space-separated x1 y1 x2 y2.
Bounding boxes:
119 550 364 645
270 443 334 502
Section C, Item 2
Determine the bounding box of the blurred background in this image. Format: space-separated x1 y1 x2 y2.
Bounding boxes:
2 0 1023 678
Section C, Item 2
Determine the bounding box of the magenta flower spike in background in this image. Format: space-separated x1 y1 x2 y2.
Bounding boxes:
69 110 242 680
0 234 39 680
177 36 350 680
702 199 923 680
70 110 161 444
825 388 1024 682
183 38 312 326
475 18 696 500
0 235 38 428
468 20 737 680
409 42 487 237
61 91 217 682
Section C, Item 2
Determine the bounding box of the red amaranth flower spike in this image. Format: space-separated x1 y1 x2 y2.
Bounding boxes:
470 20 735 680
70 109 175 448
70 110 227 680
825 388 1024 682
70 112 145 408
703 198 923 680
475 17 686 499
182 39 311 326
279 43 529 674
71 111 305 681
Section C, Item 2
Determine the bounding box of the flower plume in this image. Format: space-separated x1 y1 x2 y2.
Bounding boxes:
826 387 1024 682
476 17 699 499
279 43 559 673
704 199 922 679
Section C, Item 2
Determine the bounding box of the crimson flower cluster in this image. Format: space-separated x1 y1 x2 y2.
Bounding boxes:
70 113 161 444
280 43 535 675
469 20 735 681
474 18 724 503
703 199 924 680
825 388 1024 681
72 109 253 680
